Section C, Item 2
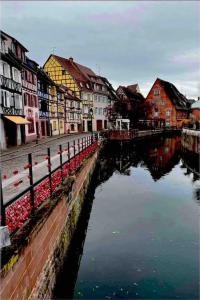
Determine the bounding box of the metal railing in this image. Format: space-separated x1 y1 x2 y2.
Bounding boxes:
0 134 99 233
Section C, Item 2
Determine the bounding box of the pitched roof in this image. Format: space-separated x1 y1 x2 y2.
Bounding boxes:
117 86 144 102
126 84 139 93
100 76 119 101
158 78 190 110
37 67 55 85
1 30 28 52
51 55 92 92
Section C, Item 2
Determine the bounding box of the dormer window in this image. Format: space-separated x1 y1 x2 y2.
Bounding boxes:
154 88 160 96
86 83 89 89
80 82 83 87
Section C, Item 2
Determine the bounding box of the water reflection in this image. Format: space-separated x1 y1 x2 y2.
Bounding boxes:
53 135 199 299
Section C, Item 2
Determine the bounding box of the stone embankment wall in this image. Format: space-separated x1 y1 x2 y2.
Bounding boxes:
181 129 200 154
0 148 99 300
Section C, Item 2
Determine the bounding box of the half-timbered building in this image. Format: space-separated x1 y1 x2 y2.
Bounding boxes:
22 57 39 143
44 55 110 132
0 31 29 150
37 68 55 137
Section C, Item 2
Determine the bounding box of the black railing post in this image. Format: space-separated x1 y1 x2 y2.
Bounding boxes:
0 171 6 226
82 137 84 152
91 133 93 144
59 144 63 183
28 153 35 213
78 138 80 168
73 140 76 170
47 148 52 196
67 141 71 174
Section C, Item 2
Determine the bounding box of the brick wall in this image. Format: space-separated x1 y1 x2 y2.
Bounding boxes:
0 149 99 300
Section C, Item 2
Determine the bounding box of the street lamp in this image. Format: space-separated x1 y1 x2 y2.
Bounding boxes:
89 108 93 133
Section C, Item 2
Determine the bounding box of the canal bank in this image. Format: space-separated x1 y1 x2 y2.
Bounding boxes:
0 144 101 300
53 135 199 299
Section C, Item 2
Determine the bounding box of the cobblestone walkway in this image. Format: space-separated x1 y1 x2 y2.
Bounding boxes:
1 133 91 204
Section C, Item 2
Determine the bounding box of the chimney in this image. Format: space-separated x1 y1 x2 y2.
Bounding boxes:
69 57 73 62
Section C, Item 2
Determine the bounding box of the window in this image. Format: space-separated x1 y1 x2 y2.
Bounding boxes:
14 94 22 109
53 121 57 131
10 94 14 107
23 93 27 106
166 110 171 117
154 111 159 117
59 121 63 129
33 95 38 107
3 62 10 78
1 90 10 107
154 88 160 96
13 68 19 82
1 40 6 53
28 118 35 133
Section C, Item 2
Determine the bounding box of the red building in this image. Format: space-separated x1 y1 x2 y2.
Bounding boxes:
190 100 200 121
145 78 190 128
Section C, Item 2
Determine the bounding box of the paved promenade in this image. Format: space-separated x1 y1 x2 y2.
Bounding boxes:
1 133 91 203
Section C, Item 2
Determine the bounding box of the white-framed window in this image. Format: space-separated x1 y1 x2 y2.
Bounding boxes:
154 111 159 117
12 67 20 82
10 94 14 107
166 110 171 117
1 90 10 107
0 40 6 53
14 94 22 109
2 62 10 78
154 88 160 96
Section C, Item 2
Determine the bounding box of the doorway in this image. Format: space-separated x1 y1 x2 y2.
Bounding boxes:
4 119 17 147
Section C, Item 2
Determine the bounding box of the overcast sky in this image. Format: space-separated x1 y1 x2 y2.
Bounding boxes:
1 1 200 98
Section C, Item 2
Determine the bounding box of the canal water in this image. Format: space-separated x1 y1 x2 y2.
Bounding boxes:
54 135 199 300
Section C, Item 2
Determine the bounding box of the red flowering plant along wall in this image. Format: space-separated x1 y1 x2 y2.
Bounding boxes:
34 178 50 208
5 192 32 233
3 140 98 234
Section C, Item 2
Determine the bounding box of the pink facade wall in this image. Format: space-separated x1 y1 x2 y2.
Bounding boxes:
22 72 39 143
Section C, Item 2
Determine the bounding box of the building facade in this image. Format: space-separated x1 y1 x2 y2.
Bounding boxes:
190 100 200 126
145 78 190 128
37 68 54 138
0 31 29 150
64 87 81 133
22 57 39 143
115 83 145 127
44 55 110 132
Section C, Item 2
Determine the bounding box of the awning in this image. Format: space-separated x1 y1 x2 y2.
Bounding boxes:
4 116 31 125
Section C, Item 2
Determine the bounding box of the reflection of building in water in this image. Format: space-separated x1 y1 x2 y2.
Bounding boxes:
180 148 200 182
194 188 200 205
140 136 181 181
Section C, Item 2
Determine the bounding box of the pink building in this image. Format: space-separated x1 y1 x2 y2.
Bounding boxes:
22 58 39 143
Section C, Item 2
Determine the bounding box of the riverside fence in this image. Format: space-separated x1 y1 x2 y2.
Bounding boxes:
0 134 99 233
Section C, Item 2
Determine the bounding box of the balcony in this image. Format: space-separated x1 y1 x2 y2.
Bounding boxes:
0 75 21 93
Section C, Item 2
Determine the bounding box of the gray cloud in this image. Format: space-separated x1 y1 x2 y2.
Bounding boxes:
1 1 199 98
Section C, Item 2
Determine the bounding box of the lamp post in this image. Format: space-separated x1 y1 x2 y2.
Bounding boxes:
89 108 93 133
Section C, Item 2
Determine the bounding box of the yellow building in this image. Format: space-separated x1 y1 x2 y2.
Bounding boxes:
49 84 65 136
44 55 94 132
